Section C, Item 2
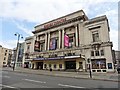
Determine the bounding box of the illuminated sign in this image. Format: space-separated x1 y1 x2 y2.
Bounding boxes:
44 18 66 29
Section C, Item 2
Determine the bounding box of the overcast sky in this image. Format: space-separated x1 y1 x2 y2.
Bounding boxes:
0 0 119 50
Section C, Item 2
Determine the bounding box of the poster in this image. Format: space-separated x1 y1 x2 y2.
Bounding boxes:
64 34 69 47
50 39 56 50
34 40 40 52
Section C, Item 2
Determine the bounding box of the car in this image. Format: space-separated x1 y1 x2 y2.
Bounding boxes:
117 66 120 74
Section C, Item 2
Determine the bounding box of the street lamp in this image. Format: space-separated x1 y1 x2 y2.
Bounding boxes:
13 32 23 71
87 58 92 78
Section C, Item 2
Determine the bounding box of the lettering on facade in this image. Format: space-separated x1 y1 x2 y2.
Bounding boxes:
44 18 66 29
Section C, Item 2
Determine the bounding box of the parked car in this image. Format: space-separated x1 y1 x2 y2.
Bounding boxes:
117 66 120 74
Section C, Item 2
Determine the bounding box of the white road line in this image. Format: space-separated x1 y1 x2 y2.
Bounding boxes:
2 71 8 74
23 79 46 83
14 73 27 76
3 76 10 78
0 84 16 88
58 84 85 88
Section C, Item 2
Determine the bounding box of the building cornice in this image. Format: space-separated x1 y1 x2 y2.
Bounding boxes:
32 15 86 34
84 15 107 26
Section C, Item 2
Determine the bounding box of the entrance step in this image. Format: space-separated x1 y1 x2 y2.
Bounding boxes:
65 69 76 72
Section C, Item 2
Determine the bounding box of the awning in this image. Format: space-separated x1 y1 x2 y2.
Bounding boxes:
33 56 64 61
64 55 80 59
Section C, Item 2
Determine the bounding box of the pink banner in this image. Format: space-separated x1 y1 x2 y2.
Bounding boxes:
64 34 69 47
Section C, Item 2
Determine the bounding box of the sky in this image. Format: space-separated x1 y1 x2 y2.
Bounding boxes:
0 0 119 50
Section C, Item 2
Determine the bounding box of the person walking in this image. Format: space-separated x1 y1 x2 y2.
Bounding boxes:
13 63 15 71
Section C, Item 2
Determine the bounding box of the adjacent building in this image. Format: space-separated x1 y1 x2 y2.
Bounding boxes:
23 10 114 73
23 36 34 68
11 43 25 67
115 51 120 67
0 45 12 67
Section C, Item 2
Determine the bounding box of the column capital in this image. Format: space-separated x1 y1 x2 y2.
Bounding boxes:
74 24 78 27
58 29 62 31
47 32 50 34
61 28 64 31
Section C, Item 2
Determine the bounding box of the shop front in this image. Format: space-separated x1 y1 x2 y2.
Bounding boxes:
91 58 107 72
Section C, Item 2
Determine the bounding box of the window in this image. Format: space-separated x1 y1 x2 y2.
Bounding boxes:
3 62 6 64
100 50 104 56
49 64 51 68
44 64 47 68
5 53 7 56
69 36 74 48
92 32 99 42
54 64 56 69
91 59 106 69
27 45 30 52
91 51 94 56
4 57 6 60
59 64 62 68
40 43 45 51
95 50 99 56
56 38 58 49
79 62 83 69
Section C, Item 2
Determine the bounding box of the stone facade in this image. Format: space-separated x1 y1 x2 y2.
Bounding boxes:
0 45 12 67
23 10 114 72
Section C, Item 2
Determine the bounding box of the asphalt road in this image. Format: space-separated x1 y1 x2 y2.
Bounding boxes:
1 70 119 89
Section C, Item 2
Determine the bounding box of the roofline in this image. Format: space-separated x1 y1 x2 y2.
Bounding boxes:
34 10 88 28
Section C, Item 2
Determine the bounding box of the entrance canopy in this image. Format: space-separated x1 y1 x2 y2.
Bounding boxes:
32 55 83 61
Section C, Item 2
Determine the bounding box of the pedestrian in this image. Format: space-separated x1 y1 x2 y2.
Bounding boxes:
13 63 15 71
50 67 52 72
117 66 120 74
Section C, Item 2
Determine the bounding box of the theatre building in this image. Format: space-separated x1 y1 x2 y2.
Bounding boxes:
24 10 114 73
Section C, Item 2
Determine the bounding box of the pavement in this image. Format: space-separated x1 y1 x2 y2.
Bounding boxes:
2 67 120 82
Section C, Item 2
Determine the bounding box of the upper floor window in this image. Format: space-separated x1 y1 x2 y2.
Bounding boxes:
5 53 7 56
40 43 45 51
91 51 94 56
100 50 104 56
27 45 30 50
95 50 100 56
92 32 99 42
69 36 74 48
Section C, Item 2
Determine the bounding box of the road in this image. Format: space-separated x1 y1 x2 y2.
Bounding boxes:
1 70 119 89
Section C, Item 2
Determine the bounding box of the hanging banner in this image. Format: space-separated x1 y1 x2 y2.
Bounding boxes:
34 40 40 52
50 39 56 50
64 34 69 47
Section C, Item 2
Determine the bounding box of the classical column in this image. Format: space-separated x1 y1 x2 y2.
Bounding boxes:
58 30 61 49
62 28 64 49
47 32 50 50
45 33 48 50
75 24 78 47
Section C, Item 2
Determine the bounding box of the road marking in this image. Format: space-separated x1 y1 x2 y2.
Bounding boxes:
0 84 16 88
3 76 10 78
2 71 8 74
58 84 85 88
23 79 46 83
14 73 27 76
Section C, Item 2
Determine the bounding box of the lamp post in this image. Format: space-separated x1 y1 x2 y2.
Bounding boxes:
87 58 92 78
13 33 23 71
